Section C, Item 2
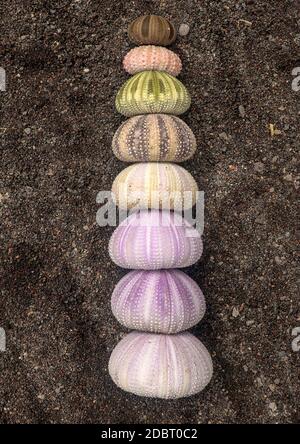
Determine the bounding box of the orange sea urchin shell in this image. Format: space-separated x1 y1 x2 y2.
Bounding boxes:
123 45 182 77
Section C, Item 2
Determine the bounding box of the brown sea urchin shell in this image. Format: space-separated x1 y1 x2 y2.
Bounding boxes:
123 46 182 77
128 15 176 46
112 114 196 162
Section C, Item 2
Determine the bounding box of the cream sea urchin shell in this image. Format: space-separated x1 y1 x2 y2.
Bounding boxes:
115 71 191 117
112 114 196 162
109 210 202 270
123 46 182 77
109 331 213 399
111 269 206 334
111 162 198 210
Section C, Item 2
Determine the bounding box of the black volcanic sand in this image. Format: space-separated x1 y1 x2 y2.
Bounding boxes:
0 0 299 424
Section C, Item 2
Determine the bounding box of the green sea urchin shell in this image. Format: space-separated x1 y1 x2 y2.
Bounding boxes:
115 71 191 117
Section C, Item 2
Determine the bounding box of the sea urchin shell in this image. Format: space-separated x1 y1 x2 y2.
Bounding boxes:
109 210 202 270
112 114 196 162
111 269 206 334
128 15 176 46
123 46 182 77
111 162 198 211
109 331 213 399
115 71 191 117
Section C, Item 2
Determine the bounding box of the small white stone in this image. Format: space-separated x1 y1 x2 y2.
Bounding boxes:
179 24 190 36
232 307 239 318
269 402 277 412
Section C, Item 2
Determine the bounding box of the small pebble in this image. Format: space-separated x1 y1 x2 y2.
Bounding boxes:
238 104 246 118
232 307 239 318
219 132 230 142
269 402 277 413
24 127 31 135
254 162 264 173
179 24 190 36
275 256 284 265
255 214 265 225
256 377 263 387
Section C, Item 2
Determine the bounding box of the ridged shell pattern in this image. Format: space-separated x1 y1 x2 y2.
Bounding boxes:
109 331 213 399
111 270 206 334
109 210 202 270
115 71 191 117
123 46 182 77
128 15 176 46
112 114 196 162
112 162 198 210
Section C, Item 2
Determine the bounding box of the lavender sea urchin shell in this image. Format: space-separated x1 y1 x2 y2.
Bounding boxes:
123 46 182 77
111 270 206 333
111 163 198 210
112 114 196 162
109 331 213 399
109 210 202 270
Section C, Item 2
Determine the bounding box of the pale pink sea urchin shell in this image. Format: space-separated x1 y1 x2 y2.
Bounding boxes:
111 162 198 211
123 45 182 77
109 210 203 270
108 331 213 399
111 269 206 333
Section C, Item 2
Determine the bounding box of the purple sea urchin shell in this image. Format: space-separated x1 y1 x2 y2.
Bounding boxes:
109 210 202 270
108 331 213 399
111 270 206 334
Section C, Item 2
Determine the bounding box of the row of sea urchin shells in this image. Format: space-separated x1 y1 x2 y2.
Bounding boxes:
108 16 213 399
123 45 182 77
111 269 206 334
111 162 198 210
112 114 196 162
115 71 191 117
109 210 202 270
109 331 213 399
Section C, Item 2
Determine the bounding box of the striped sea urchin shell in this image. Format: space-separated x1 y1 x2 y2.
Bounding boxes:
112 114 196 162
109 331 213 399
115 71 191 117
109 210 202 270
123 46 182 77
128 15 176 46
111 163 198 210
111 270 206 334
